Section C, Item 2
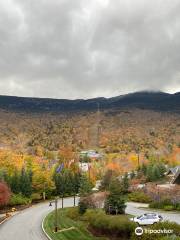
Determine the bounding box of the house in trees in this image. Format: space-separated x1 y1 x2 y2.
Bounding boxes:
166 166 180 176
80 150 101 161
172 170 180 185
166 166 180 184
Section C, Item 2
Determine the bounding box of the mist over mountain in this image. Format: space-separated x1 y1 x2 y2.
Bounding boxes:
0 91 179 113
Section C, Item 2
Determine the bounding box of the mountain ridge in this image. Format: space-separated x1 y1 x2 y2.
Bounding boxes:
0 91 179 113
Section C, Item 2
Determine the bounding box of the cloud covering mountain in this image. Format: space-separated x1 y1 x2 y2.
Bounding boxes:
0 0 180 98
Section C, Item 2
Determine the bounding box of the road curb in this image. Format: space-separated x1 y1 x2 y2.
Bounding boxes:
0 212 19 226
0 216 11 226
42 215 53 240
0 203 37 227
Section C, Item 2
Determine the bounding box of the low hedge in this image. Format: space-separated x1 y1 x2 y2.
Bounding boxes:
149 199 180 211
66 207 80 220
84 209 136 238
31 193 42 202
9 194 31 206
128 191 152 203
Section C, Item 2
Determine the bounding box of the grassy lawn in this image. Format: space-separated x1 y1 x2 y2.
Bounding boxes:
43 208 107 240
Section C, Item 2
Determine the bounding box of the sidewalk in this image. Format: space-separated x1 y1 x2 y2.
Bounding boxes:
127 201 149 208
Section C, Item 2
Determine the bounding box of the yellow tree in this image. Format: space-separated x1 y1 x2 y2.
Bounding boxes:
58 145 77 168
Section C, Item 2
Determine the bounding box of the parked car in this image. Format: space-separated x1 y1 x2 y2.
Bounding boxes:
130 213 163 225
143 213 163 220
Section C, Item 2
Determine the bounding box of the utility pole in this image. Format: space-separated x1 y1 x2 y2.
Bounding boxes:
61 195 64 209
54 197 58 232
73 193 76 206
49 197 59 232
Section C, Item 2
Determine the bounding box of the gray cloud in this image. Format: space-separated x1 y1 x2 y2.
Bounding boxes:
0 0 180 99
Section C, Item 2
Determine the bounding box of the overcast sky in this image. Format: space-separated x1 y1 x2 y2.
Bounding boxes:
0 0 180 99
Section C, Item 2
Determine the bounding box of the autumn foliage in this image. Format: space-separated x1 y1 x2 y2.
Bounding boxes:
0 182 11 206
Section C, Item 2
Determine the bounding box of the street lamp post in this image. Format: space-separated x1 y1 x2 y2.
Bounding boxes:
54 197 58 232
62 195 64 209
73 193 76 206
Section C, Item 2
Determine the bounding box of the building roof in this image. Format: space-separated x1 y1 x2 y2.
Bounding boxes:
167 166 180 175
172 170 180 185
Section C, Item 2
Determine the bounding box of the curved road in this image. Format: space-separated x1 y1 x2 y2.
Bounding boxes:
0 200 180 240
0 197 76 240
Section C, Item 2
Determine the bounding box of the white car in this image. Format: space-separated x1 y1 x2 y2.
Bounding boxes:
130 213 163 225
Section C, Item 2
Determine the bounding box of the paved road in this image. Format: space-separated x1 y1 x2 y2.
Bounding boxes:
126 202 180 224
0 199 179 240
0 197 76 240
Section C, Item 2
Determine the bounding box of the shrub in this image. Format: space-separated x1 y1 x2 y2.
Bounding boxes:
45 189 55 199
164 205 174 211
161 199 172 205
9 194 31 206
84 209 136 238
149 201 164 209
108 216 135 237
92 213 110 232
66 207 80 220
176 204 180 211
78 196 96 214
0 182 11 207
83 209 101 222
31 193 42 202
128 191 152 203
78 198 88 214
149 199 180 211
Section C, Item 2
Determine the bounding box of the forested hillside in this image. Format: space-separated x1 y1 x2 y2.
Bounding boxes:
0 92 180 206
0 108 179 170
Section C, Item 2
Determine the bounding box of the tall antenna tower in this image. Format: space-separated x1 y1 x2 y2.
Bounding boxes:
96 102 100 149
88 102 101 149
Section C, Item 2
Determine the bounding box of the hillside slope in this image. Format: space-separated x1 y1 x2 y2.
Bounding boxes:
0 91 179 113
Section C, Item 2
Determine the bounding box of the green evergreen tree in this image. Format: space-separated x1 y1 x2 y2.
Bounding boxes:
152 165 161 181
54 172 65 196
73 172 81 205
146 164 154 181
10 171 20 194
122 173 129 193
157 163 166 178
19 169 32 197
141 163 147 175
100 170 113 190
64 170 73 195
104 178 126 214
79 174 92 196
73 172 81 194
146 162 166 182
